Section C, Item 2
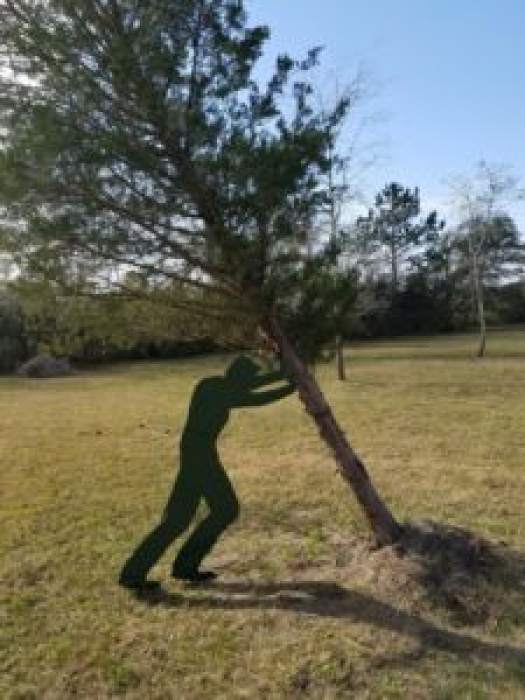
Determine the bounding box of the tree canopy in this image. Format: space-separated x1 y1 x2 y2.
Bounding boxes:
0 0 356 360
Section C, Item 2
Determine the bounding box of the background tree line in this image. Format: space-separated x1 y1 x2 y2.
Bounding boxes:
2 162 524 374
1 188 525 373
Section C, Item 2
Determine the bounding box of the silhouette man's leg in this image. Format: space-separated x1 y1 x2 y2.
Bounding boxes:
172 457 239 577
119 468 200 586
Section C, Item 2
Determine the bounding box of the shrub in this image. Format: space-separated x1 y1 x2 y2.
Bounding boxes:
17 355 74 378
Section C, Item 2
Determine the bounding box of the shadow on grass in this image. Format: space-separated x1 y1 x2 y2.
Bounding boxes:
136 522 525 679
391 520 525 626
146 579 525 671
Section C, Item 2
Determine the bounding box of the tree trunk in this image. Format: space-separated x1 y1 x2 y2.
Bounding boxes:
471 253 486 358
336 335 346 381
390 235 398 297
326 152 346 384
476 293 486 358
262 315 402 546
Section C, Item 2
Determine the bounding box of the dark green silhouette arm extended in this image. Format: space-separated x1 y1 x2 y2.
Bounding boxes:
230 381 296 408
249 368 287 388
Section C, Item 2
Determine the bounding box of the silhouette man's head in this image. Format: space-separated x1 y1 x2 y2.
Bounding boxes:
225 356 260 385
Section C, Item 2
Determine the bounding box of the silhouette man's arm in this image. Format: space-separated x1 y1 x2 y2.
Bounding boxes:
231 382 296 407
249 368 287 389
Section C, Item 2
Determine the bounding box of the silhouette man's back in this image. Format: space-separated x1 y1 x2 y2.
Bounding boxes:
119 356 295 591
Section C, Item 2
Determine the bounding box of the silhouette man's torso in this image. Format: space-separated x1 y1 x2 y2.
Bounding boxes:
182 377 231 445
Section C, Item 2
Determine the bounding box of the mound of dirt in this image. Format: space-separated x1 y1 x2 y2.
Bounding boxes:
334 520 524 626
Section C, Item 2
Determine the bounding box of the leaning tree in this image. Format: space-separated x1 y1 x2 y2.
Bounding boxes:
0 0 401 544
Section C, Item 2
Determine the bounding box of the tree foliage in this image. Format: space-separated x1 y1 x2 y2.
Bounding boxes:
356 182 445 294
0 0 354 361
9 274 253 361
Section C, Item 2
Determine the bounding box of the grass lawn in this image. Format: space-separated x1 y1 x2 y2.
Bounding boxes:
2 330 525 699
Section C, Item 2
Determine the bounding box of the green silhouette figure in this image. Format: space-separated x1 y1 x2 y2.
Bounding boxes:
119 355 295 592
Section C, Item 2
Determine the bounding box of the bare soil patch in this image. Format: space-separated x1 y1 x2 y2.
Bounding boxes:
333 519 525 627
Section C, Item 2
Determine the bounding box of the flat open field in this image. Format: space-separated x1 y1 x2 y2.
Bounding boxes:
2 331 525 699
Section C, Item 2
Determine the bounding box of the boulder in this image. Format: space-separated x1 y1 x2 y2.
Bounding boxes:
17 355 75 378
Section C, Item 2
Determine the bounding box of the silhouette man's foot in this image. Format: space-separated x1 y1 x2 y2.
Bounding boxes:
171 568 217 583
119 575 162 594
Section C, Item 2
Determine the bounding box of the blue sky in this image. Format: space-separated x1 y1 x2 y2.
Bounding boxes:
248 0 525 226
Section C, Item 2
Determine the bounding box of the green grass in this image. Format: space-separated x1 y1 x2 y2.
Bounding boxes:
2 330 525 699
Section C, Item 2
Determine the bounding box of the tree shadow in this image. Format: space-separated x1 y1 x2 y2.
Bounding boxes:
135 520 525 681
129 518 525 683
391 520 525 627
145 579 524 671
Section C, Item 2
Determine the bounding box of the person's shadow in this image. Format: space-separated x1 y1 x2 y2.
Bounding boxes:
146 579 525 674
138 529 525 680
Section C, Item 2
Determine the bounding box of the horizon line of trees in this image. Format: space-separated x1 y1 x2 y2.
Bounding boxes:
2 171 524 374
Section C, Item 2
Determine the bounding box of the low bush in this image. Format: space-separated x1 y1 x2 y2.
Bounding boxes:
17 354 74 378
